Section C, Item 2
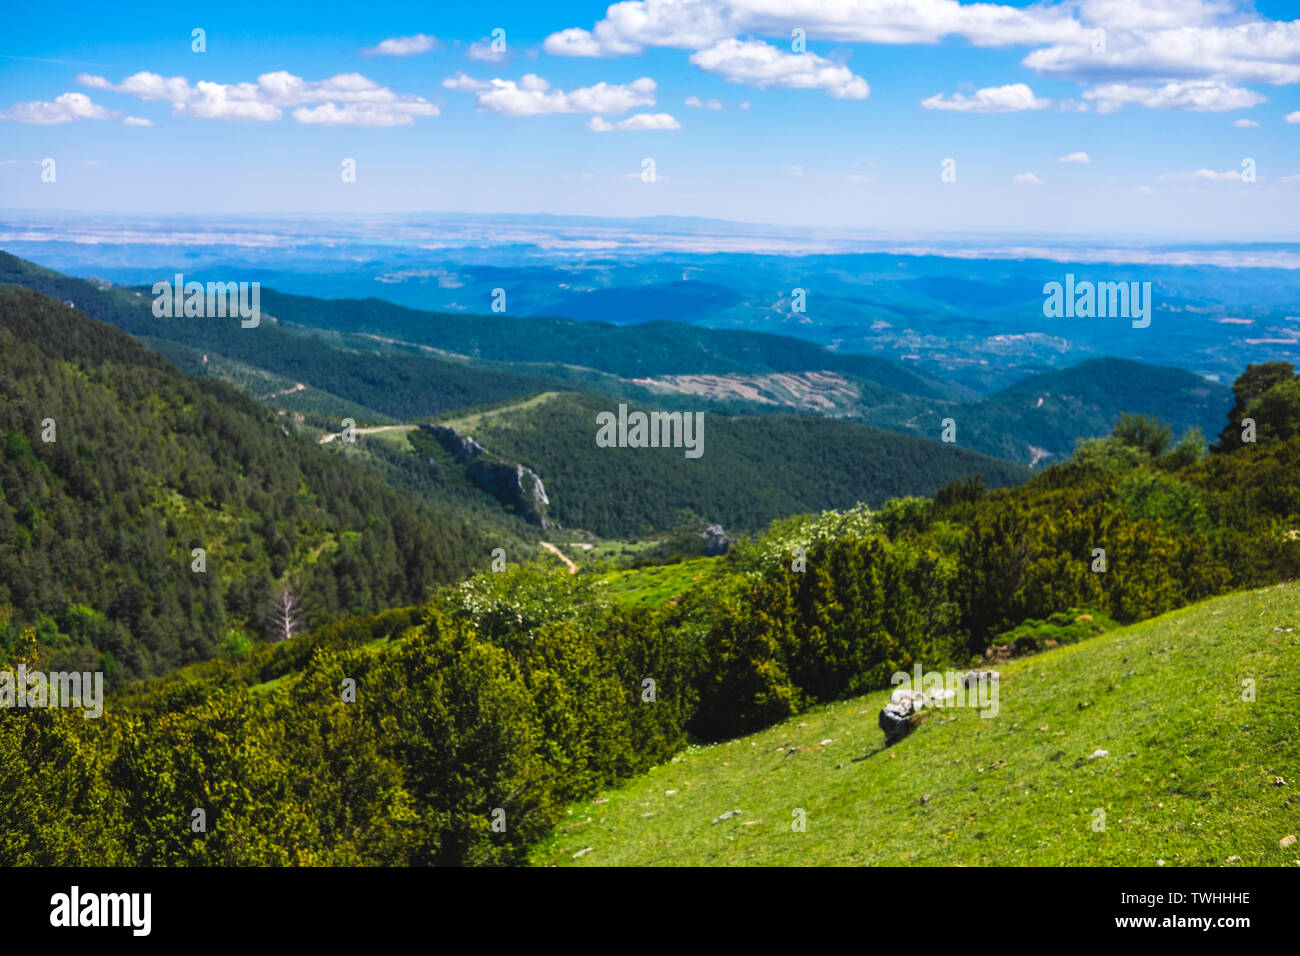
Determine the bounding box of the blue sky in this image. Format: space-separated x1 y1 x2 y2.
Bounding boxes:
2 0 1300 236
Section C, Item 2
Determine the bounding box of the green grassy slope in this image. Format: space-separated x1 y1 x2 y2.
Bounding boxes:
533 582 1300 866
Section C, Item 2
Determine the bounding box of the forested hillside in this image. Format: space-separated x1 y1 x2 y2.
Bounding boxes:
434 391 1029 536
251 286 971 399
0 288 513 678
0 252 564 421
3 366 1296 865
915 358 1231 465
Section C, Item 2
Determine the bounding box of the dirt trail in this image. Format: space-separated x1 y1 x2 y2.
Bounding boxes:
318 424 414 444
264 382 306 400
539 541 577 574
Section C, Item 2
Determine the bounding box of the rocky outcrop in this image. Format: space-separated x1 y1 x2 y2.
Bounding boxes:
879 690 926 745
422 424 486 462
421 424 552 527
467 459 551 527
700 523 732 556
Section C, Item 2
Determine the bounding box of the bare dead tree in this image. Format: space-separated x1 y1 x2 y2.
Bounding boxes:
266 584 304 643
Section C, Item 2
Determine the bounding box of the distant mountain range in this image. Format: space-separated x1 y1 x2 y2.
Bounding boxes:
0 250 1232 475
7 219 1296 392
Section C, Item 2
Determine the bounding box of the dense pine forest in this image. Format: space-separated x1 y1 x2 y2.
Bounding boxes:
0 288 519 678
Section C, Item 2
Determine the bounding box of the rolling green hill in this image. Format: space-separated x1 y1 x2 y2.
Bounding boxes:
532 582 1300 867
251 286 973 400
924 358 1232 466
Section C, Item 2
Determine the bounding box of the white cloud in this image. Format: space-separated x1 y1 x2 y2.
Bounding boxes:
1083 80 1266 113
0 92 112 124
1023 18 1300 87
1232 117 1259 127
541 1 1300 115
442 71 491 92
362 34 436 56
544 29 611 58
689 39 868 99
545 0 1083 58
451 74 658 116
1159 168 1243 181
781 165 806 177
293 101 438 126
1012 172 1044 184
467 38 506 62
123 116 152 126
1057 151 1091 163
76 71 437 124
590 112 681 130
1287 110 1300 123
921 82 1049 112
617 111 681 129
685 94 723 109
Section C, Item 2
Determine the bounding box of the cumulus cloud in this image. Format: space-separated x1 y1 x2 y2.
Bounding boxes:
467 38 506 62
1057 151 1091 163
685 94 723 109
1232 117 1259 126
293 102 437 126
442 71 491 92
362 34 436 56
589 112 681 131
1287 110 1300 123
1159 168 1243 181
76 70 437 124
921 83 1049 112
544 0 1083 58
689 39 868 99
1012 172 1044 184
0 92 112 123
448 74 658 115
1023 19 1300 87
1083 80 1266 113
540 1 1300 114
123 115 153 126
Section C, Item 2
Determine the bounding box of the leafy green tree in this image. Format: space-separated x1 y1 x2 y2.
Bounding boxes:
1112 413 1173 457
1214 362 1296 452
1244 377 1300 446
